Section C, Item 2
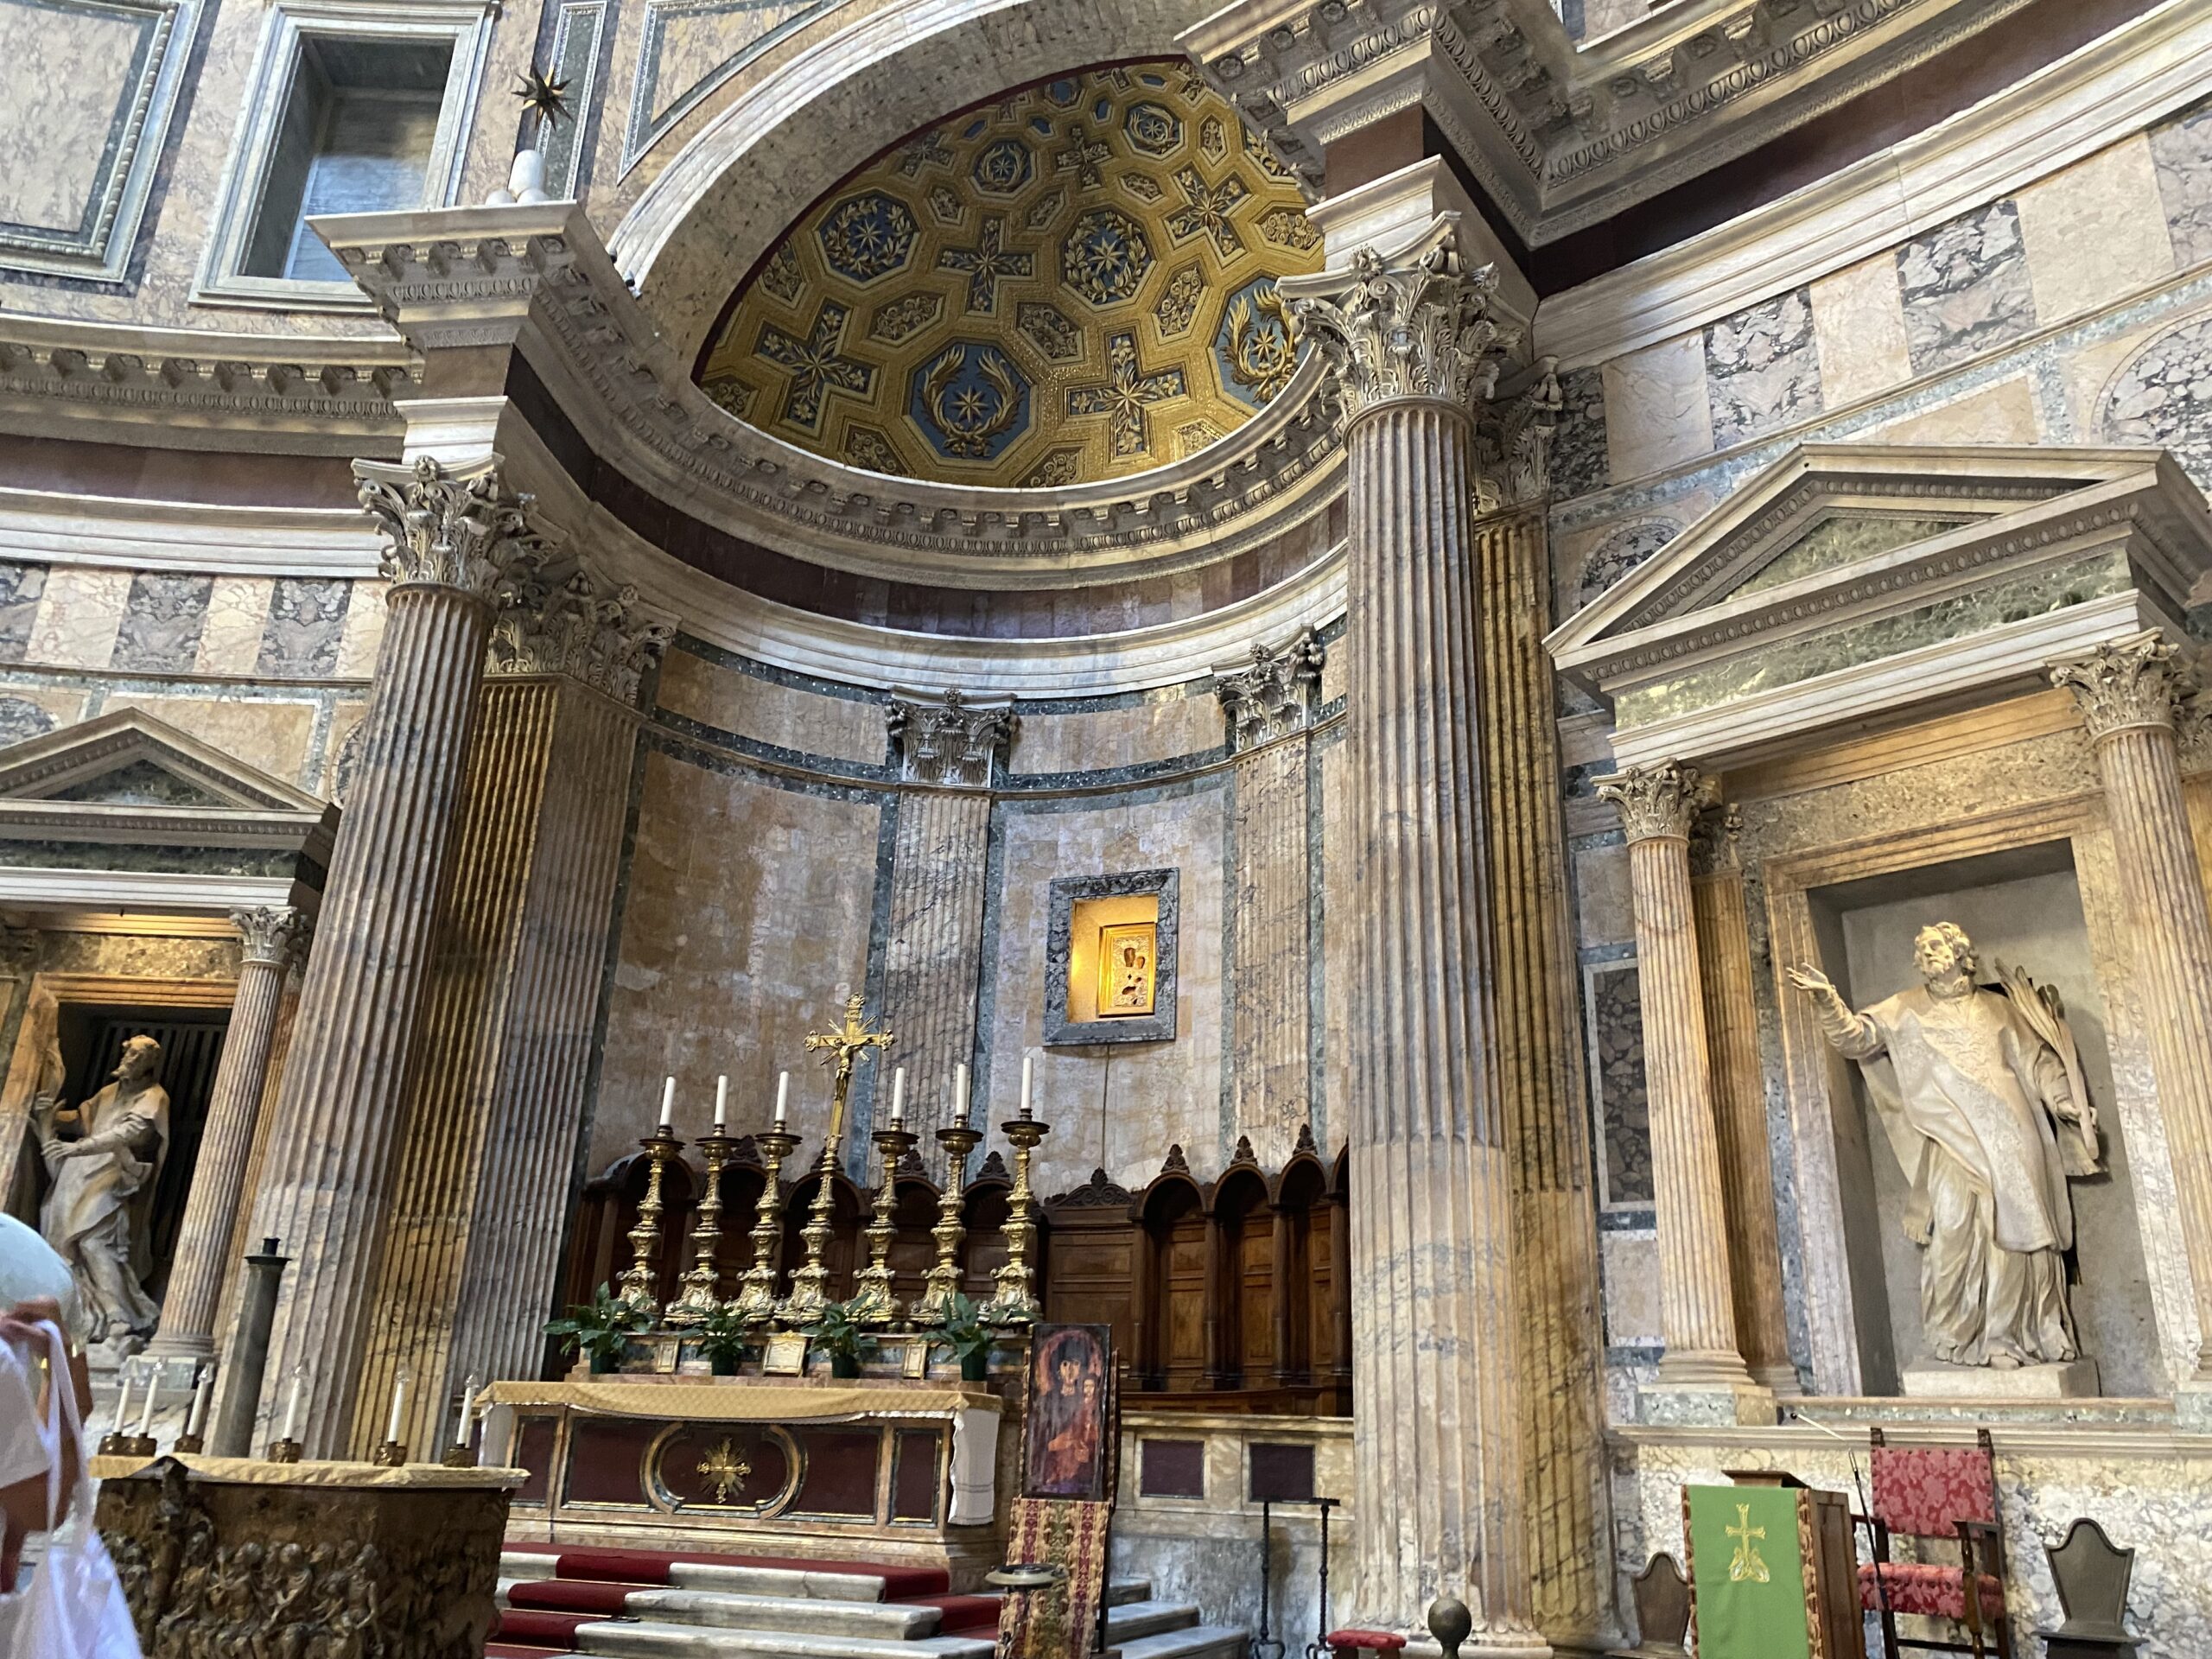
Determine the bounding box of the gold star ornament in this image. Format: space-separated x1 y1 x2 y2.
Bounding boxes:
514 65 571 135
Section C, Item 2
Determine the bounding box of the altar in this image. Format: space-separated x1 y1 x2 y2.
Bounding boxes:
484 1376 1012 1585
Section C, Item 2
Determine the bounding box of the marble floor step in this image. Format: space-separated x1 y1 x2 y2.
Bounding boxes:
1103 1600 1203 1643
669 1563 893 1603
1103 1580 1152 1608
505 1550 564 1583
620 1589 943 1640
1113 1624 1248 1659
575 1618 996 1659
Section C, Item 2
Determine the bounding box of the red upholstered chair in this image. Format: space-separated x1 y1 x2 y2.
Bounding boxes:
1857 1427 2012 1659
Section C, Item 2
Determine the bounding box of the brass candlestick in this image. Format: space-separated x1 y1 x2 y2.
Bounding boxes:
370 1440 406 1468
982 1116 1048 1325
264 1438 302 1464
734 1128 799 1320
912 1125 982 1324
848 1123 918 1326
779 996 894 1325
615 1126 683 1318
667 1130 741 1325
441 1444 479 1468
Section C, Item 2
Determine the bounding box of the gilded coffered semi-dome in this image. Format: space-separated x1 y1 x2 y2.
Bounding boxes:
695 60 1325 489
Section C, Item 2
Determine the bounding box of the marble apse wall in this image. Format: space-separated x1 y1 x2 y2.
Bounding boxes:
1547 95 2212 1423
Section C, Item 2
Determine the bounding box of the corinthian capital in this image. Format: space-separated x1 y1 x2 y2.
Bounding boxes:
1596 760 1717 843
888 690 1014 788
231 905 308 969
1216 629 1325 751
490 568 676 708
1279 218 1518 424
2050 630 2190 741
353 455 549 604
1476 356 1563 511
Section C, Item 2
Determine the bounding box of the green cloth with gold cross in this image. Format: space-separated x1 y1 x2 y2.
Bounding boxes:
1686 1484 1814 1659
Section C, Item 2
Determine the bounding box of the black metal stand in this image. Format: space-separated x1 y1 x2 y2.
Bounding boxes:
1304 1498 1338 1659
1253 1500 1285 1659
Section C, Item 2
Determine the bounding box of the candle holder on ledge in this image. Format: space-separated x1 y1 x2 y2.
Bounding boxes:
175 1433 206 1455
370 1440 407 1468
264 1438 302 1464
441 1443 479 1468
733 1128 799 1321
778 1140 842 1325
96 1428 126 1457
615 1126 683 1320
666 1129 741 1326
119 1433 157 1459
912 1125 983 1325
848 1122 918 1326
981 1115 1048 1325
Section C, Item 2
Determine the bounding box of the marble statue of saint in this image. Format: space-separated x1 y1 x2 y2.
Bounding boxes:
36 1034 168 1347
1788 923 2101 1370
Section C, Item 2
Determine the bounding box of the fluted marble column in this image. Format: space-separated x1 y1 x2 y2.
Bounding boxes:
881 691 1009 1137
243 456 546 1455
1596 762 1765 1424
2052 631 2212 1403
1285 225 1545 1652
146 906 308 1361
1218 632 1323 1164
1472 504 1613 1647
353 571 670 1453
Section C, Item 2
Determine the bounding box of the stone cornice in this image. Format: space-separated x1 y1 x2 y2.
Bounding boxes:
1182 0 2036 246
315 204 1350 587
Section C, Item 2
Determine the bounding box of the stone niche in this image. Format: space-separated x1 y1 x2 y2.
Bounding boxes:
1811 841 2159 1395
1043 868 1179 1046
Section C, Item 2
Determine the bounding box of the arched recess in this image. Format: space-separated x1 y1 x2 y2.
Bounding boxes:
561 1151 701 1330
1131 1152 1208 1392
1274 1136 1332 1389
887 1169 941 1309
1210 1147 1272 1389
779 1168 868 1300
612 0 1217 364
712 1155 770 1300
1329 1145 1352 1410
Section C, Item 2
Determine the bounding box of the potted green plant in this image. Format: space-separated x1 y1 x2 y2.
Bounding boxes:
803 1300 879 1379
694 1302 751 1376
922 1292 995 1382
544 1283 650 1376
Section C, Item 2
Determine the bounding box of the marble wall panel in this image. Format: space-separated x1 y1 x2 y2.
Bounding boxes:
1895 201 2038 374
2099 311 2212 498
982 784 1226 1194
1869 373 2040 445
1808 252 1914 409
1601 334 1713 482
322 699 368 802
105 694 318 785
1586 960 1653 1209
1573 841 1632 949
1319 731 1350 1154
1573 518 1680 608
1599 1230 1661 1349
657 645 886 765
1549 365 1608 500
1702 287 1822 448
1008 692 1222 777
2014 135 2174 327
194 576 273 676
257 578 353 677
2149 93 2212 270
27 567 130 668
0 686 86 746
334 582 386 679
110 573 213 673
594 747 883 1172
0 0 150 232
0 563 47 664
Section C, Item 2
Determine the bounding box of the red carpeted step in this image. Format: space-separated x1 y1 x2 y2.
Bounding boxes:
494 1608 601 1646
508 1579 652 1614
907 1592 1002 1634
537 1543 949 1599
487 1644 572 1658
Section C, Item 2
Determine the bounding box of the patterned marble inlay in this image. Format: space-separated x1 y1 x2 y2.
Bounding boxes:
1703 288 1823 448
110 573 211 672
2149 93 2212 270
0 695 55 746
699 60 1322 485
0 562 47 664
1550 365 1609 500
2101 313 2212 496
1588 961 1654 1208
257 578 353 677
1726 513 1974 599
626 0 836 166
1895 201 2039 374
1578 519 1679 606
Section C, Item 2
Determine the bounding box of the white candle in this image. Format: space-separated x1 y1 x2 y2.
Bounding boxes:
658 1076 676 1128
112 1374 134 1437
889 1066 906 1126
1020 1052 1034 1120
385 1364 410 1448
714 1075 728 1129
136 1372 158 1436
280 1371 303 1442
773 1071 790 1128
187 1370 213 1438
443 1388 462 1451
953 1063 969 1122
463 1376 483 1446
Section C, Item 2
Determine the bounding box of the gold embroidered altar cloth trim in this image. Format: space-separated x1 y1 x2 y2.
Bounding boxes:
90 1454 527 1487
486 1379 1001 1421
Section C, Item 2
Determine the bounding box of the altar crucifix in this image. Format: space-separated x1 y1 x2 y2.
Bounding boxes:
780 994 894 1321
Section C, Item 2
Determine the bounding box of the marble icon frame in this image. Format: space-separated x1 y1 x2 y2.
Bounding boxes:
1042 868 1179 1047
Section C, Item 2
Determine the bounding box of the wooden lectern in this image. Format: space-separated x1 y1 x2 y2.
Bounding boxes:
1684 1471 1860 1659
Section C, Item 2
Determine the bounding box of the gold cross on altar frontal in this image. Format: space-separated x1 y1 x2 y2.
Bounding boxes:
697 1439 751 1503
1726 1503 1770 1585
804 994 893 1141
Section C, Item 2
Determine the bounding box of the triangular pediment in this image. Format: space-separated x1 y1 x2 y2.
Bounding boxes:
0 711 325 814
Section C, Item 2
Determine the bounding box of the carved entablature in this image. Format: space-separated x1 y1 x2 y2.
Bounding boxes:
887 690 1015 788
1216 629 1326 751
490 567 677 709
1544 443 2212 774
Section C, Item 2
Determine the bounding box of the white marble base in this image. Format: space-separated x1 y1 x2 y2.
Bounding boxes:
1900 1358 2100 1399
2173 1377 2212 1433
1638 1380 1778 1427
